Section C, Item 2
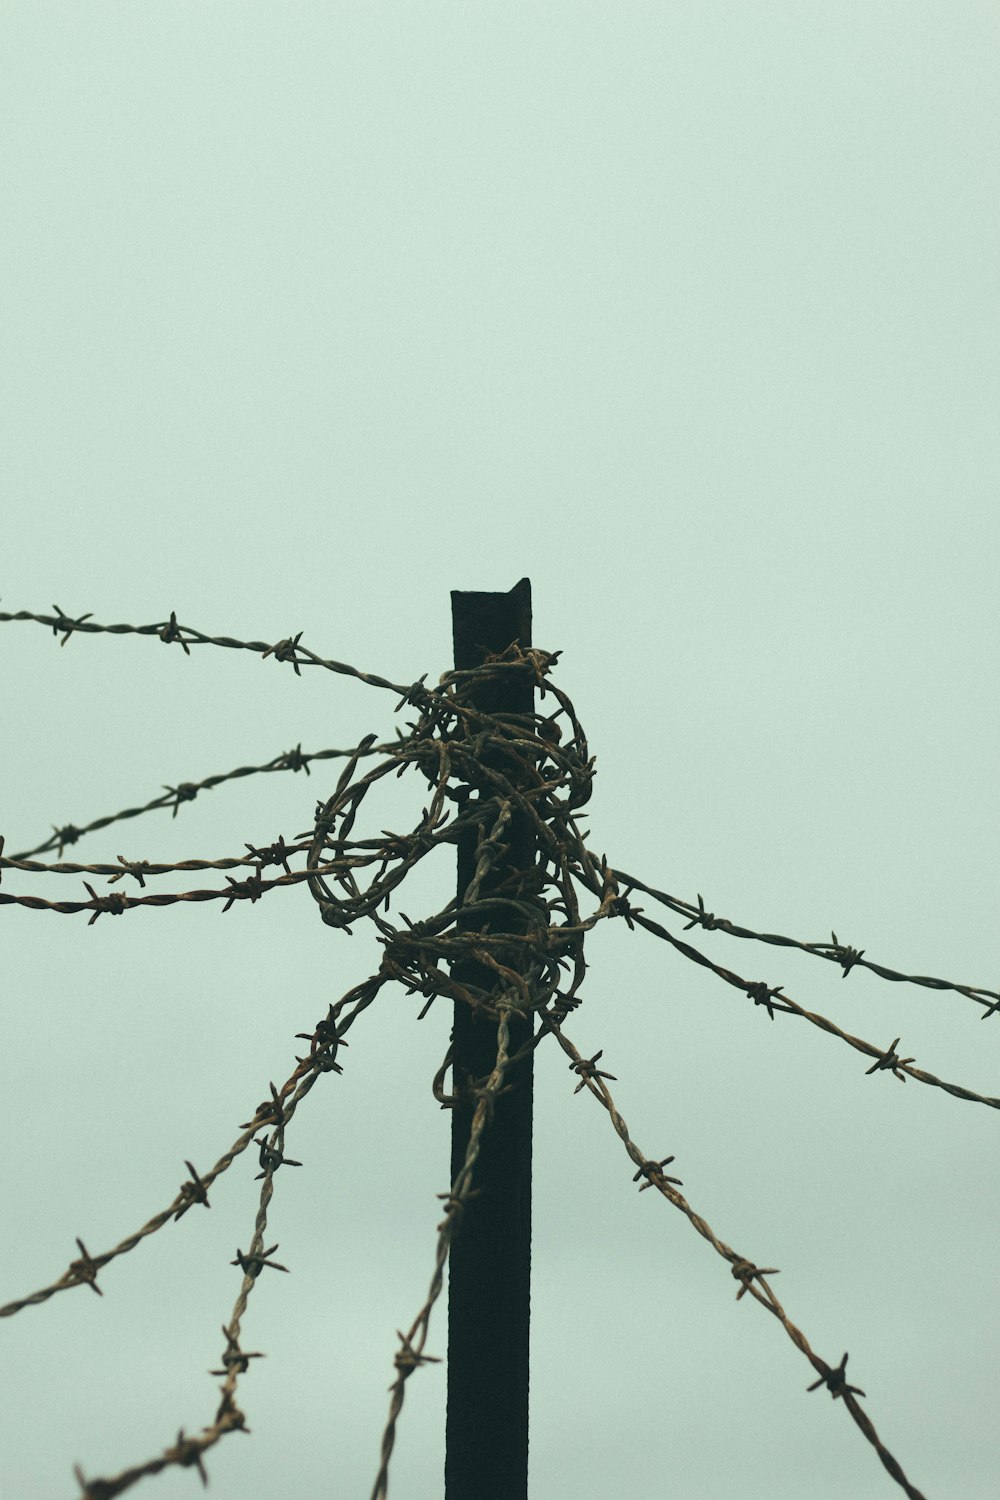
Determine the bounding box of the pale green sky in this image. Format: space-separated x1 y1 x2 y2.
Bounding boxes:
2 5 998 1497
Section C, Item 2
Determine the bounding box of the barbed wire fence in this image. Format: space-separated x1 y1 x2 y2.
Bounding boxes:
2 601 998 1500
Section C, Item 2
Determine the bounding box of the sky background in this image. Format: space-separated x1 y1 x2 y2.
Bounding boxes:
2 4 999 1497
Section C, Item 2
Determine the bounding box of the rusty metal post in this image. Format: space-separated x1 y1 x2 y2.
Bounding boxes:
446 577 533 1500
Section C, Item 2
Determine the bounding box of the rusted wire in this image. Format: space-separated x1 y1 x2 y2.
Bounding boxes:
608 870 1000 1020
3 608 986 1497
588 900 1000 1113
0 606 419 697
537 1006 928 1500
368 1008 515 1500
6 740 385 862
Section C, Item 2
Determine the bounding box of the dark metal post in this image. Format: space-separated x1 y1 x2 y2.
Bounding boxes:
446 577 533 1500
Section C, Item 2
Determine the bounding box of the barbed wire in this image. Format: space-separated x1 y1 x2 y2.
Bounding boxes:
368 1007 515 1500
607 872 1000 1021
536 1005 928 1500
5 741 387 862
2 605 992 1496
584 886 1000 1112
4 835 997 1116
0 603 420 697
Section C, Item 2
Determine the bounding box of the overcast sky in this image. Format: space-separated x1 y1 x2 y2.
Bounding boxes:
2 5 999 1498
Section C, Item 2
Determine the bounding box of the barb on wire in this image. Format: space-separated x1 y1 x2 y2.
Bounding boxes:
174 1162 211 1221
50 603 94 645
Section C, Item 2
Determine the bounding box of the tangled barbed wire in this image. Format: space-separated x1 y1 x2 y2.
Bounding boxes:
2 605 994 1499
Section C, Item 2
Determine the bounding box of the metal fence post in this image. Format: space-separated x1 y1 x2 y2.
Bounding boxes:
446 577 533 1500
